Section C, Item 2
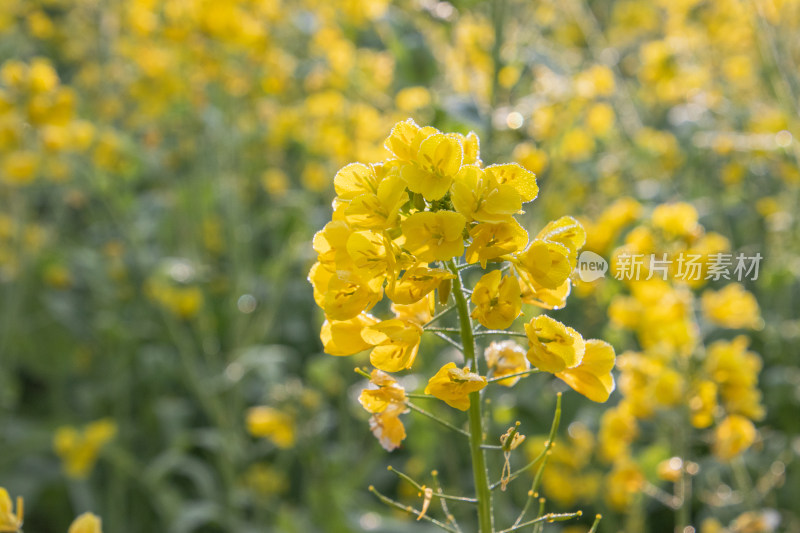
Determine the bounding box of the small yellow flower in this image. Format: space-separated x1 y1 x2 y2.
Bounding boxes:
713 415 756 461
514 240 573 290
450 165 522 224
68 513 102 533
369 402 408 451
470 270 522 329
424 362 487 411
362 319 423 372
0 487 23 533
484 340 529 387
344 173 408 230
702 283 762 329
465 221 528 268
246 407 296 449
359 370 406 413
386 266 453 305
401 211 466 262
483 163 538 203
555 339 616 402
525 315 585 373
400 133 463 201
320 313 379 356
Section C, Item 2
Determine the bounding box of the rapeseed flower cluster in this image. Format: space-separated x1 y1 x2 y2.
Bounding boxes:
310 119 616 454
581 203 766 512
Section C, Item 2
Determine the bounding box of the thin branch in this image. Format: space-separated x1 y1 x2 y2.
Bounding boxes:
425 327 462 334
473 330 528 338
588 514 603 533
405 402 469 437
642 481 681 510
487 369 541 384
369 486 458 533
429 331 464 352
388 466 478 504
432 470 463 533
490 393 561 491
423 305 457 328
497 511 583 533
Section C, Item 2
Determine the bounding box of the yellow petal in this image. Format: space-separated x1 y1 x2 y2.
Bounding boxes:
556 340 616 402
334 162 379 200
484 163 538 202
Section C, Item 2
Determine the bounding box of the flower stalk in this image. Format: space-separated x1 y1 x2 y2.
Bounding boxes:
448 260 494 533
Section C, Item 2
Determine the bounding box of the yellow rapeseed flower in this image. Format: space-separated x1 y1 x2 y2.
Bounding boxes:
401 211 466 262
424 362 487 411
525 315 586 373
470 270 522 329
484 340 529 387
555 339 616 402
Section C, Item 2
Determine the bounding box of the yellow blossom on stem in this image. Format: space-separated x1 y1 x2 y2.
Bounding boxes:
424 362 487 411
555 339 616 402
470 270 522 329
450 165 522 223
400 133 463 201
465 221 528 268
362 319 423 372
320 313 380 356
525 315 586 373
369 402 409 451
359 369 406 413
386 266 453 305
484 340 529 387
401 211 466 262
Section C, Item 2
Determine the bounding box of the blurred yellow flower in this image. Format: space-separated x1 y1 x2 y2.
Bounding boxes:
424 362 487 411
246 407 295 449
605 459 643 510
0 487 23 532
395 86 431 112
1 151 38 185
702 283 762 329
68 513 102 533
651 202 699 239
54 419 117 479
713 414 756 461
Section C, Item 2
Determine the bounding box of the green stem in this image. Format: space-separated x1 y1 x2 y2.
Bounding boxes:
448 261 493 533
